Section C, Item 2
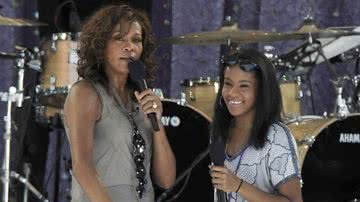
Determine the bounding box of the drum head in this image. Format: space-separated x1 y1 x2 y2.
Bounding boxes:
302 115 360 202
154 100 213 202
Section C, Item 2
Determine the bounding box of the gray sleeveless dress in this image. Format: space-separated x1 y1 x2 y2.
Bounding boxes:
66 81 154 202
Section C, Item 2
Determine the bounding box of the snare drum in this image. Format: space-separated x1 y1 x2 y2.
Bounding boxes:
287 114 360 202
37 32 79 108
158 99 213 201
181 77 219 119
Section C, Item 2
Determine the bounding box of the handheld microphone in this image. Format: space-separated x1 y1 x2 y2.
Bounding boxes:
209 136 228 202
128 59 160 131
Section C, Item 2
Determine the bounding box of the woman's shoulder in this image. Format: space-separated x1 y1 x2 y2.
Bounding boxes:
68 80 100 98
65 80 101 109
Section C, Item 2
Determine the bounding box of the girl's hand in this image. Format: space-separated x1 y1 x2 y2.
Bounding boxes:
209 165 242 192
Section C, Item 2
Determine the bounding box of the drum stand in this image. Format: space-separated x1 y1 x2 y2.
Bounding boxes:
333 78 350 118
156 147 210 202
0 50 47 202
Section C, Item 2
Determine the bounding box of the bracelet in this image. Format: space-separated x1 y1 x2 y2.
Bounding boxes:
236 179 243 192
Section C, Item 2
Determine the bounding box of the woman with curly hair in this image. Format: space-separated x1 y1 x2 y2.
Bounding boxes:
64 4 176 202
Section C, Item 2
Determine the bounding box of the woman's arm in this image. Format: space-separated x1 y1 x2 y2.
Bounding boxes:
64 81 112 202
151 124 176 188
210 166 303 202
135 89 176 188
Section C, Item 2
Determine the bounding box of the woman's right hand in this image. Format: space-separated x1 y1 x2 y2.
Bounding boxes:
134 89 163 121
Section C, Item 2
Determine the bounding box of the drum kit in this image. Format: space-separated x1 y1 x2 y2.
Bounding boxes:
1 10 360 201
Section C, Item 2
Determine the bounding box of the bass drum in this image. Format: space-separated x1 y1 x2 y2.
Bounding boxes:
156 99 213 202
287 114 360 202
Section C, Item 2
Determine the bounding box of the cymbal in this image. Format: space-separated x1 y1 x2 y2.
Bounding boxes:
162 24 291 45
162 22 359 46
288 18 357 39
279 26 360 67
0 15 47 26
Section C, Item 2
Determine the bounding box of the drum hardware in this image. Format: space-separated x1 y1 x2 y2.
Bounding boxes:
263 45 276 59
153 88 164 99
1 87 18 202
334 83 350 118
297 134 316 147
354 75 360 110
0 88 48 202
156 147 209 202
283 115 323 125
280 27 360 66
179 92 187 106
296 76 304 99
332 77 354 118
0 47 46 202
23 162 31 202
0 14 47 26
278 40 322 68
50 33 80 52
337 75 360 113
10 171 48 202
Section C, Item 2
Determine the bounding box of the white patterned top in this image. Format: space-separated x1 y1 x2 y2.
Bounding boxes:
224 122 300 202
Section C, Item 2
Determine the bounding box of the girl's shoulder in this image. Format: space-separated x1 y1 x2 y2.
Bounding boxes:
266 121 295 146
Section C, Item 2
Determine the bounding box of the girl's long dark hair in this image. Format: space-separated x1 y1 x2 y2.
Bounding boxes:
210 49 282 149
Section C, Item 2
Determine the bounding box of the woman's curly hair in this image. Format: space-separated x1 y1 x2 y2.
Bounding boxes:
77 4 156 90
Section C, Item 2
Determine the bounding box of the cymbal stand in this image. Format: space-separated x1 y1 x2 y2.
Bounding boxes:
332 77 350 118
1 51 26 202
23 163 30 202
156 147 210 202
1 86 17 202
1 49 46 202
11 171 48 202
353 75 360 110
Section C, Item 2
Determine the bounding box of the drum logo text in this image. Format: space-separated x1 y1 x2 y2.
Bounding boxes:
161 116 181 127
339 133 360 143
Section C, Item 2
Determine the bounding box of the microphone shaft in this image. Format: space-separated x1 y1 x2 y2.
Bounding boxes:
136 80 159 131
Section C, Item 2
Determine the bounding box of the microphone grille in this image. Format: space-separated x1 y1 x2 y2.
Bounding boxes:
128 60 146 81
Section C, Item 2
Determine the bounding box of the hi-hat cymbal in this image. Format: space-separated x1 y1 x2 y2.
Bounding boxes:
0 15 47 26
162 22 359 46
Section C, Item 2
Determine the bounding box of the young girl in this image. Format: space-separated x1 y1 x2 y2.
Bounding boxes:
209 49 303 202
